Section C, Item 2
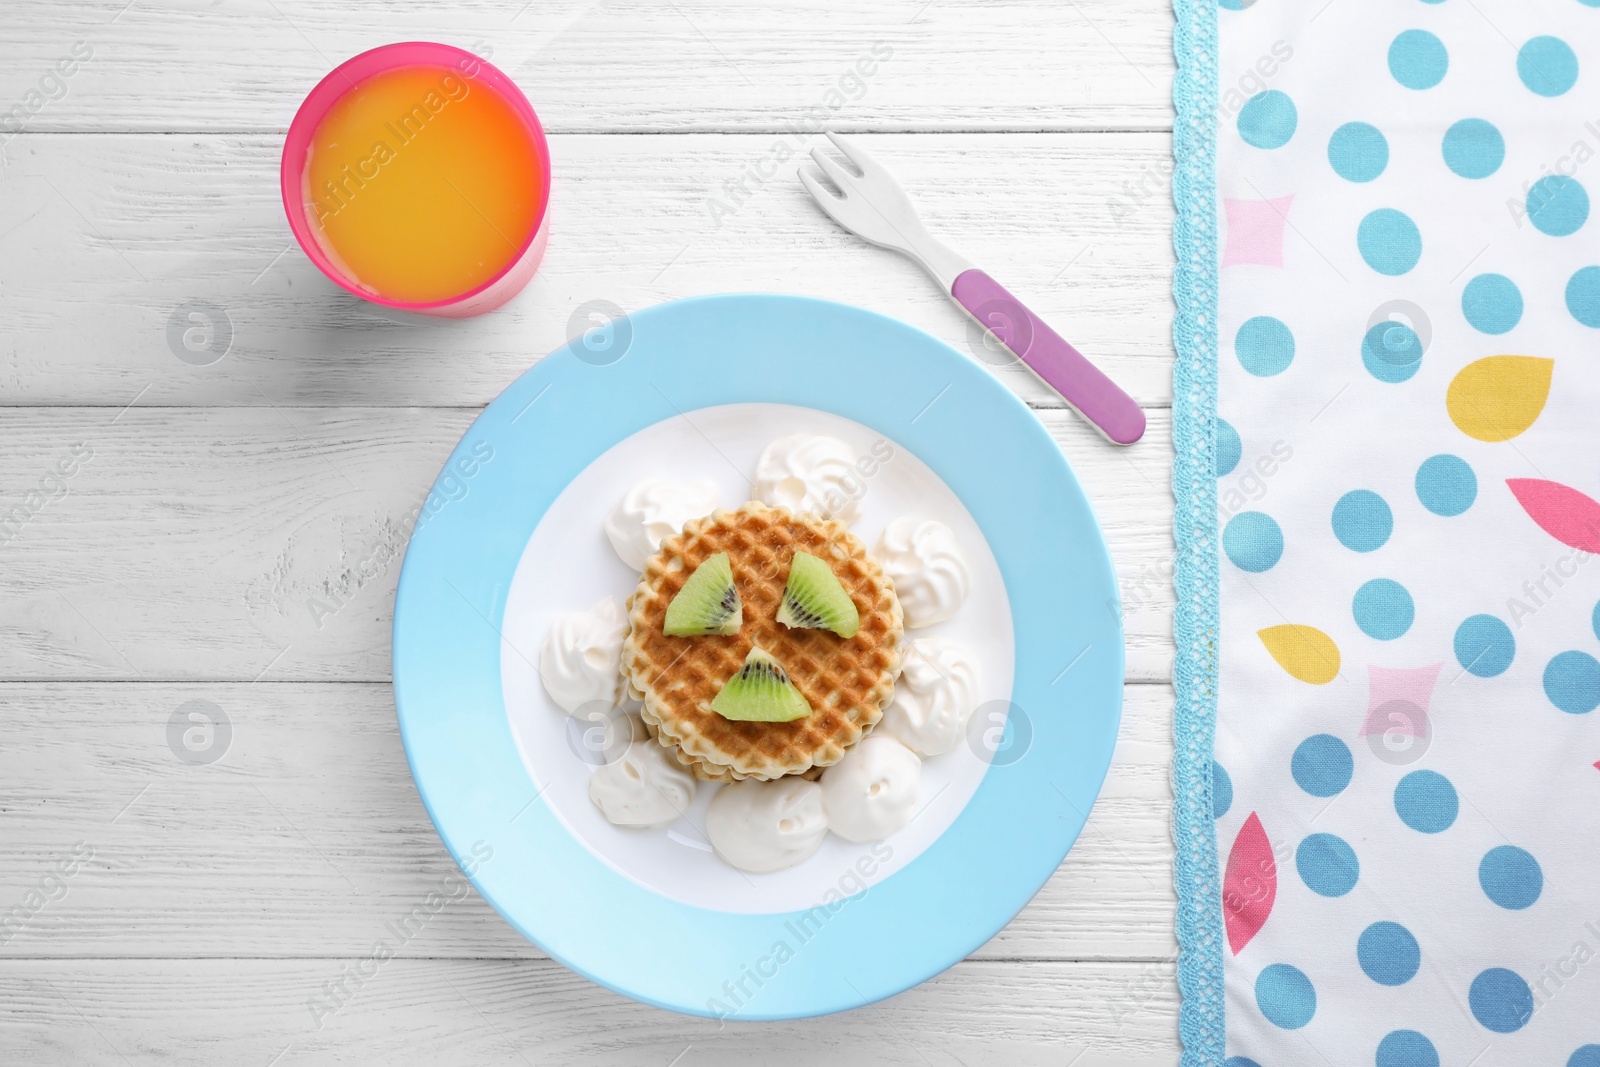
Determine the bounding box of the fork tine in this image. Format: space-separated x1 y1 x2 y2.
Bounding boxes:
797 163 841 208
823 131 881 178
808 147 859 197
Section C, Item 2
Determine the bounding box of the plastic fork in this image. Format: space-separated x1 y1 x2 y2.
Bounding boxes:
798 132 1145 446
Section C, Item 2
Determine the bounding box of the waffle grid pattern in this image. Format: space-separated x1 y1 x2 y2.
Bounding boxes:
622 502 904 781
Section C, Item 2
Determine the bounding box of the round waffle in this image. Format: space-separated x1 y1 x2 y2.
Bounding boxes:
622 502 904 781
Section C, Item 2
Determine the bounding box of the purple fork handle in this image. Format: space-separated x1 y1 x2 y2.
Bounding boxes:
951 269 1146 446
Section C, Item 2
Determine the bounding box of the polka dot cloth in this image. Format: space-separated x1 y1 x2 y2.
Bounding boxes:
1211 4 1600 1062
1328 122 1387 182
1389 30 1448 90
1414 455 1476 516
1255 964 1316 1029
1358 209 1422 275
1377 1031 1439 1067
1478 846 1542 910
1441 119 1503 179
1461 274 1522 335
1394 770 1457 833
1235 316 1295 376
1358 921 1421 986
1331 490 1391 552
1297 833 1360 897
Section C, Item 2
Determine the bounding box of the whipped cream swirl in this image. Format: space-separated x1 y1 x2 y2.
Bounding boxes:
538 596 626 714
879 638 981 756
589 740 697 828
875 516 970 627
604 478 720 570
819 735 922 843
706 777 829 873
753 434 865 524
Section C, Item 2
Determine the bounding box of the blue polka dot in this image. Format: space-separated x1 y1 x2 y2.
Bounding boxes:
1214 760 1233 819
1480 845 1543 910
1570 1046 1600 1067
1528 176 1590 237
1462 274 1523 334
1594 600 1600 642
1416 454 1477 516
1389 30 1449 90
1519 36 1579 97
1254 964 1316 1030
1359 921 1421 986
1454 615 1515 677
1224 512 1284 573
1238 90 1298 149
1328 122 1388 182
1359 209 1422 275
1218 0 1248 8
1222 1060 1261 1067
1332 490 1392 552
1377 1030 1440 1067
1362 320 1425 382
1236 316 1296 376
1291 734 1353 797
1217 418 1242 477
1296 833 1360 897
1395 769 1458 833
1470 968 1533 1033
1442 119 1505 179
1567 266 1600 327
1354 579 1414 640
1544 651 1600 713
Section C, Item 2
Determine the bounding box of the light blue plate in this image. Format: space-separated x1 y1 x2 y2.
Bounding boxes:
393 294 1124 1019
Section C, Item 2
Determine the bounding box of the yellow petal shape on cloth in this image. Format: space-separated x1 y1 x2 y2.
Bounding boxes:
1258 625 1341 685
1446 356 1553 442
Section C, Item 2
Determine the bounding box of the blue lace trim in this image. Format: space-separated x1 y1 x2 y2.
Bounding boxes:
1170 0 1223 1062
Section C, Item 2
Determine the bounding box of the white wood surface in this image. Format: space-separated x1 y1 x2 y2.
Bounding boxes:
0 1 1180 1062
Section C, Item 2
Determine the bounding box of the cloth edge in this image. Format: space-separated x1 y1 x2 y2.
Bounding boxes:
1170 0 1224 1062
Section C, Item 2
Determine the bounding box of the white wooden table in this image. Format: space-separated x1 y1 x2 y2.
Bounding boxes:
0 2 1179 1062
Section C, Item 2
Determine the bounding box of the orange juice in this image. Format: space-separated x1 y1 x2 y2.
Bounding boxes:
301 64 544 305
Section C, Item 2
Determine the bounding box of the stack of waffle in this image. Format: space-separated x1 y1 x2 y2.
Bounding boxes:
621 502 905 781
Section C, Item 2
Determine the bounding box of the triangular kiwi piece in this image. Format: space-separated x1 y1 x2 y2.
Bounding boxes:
710 646 812 722
775 551 860 639
663 552 742 636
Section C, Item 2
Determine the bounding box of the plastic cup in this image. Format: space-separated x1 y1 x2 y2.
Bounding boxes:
280 42 551 318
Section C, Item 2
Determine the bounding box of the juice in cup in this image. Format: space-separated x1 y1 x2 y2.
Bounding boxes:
281 43 550 317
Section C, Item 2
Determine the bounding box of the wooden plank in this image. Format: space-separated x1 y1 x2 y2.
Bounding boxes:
0 681 1173 963
0 958 1179 1065
0 0 1173 134
0 405 1172 683
0 132 1175 408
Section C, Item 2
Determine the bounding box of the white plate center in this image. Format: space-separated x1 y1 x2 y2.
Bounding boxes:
500 403 1014 914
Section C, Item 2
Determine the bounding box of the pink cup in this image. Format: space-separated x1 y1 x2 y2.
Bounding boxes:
280 42 551 318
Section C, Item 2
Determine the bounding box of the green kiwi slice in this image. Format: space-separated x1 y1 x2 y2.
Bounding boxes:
774 551 860 639
710 646 812 722
663 552 742 636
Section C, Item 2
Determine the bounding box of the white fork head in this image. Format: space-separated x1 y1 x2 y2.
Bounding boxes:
797 131 928 257
797 132 973 289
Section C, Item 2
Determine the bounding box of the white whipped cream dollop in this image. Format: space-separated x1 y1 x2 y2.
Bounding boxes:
705 777 829 873
604 478 721 570
538 596 626 715
589 740 697 828
753 434 865 524
875 517 970 627
880 638 982 756
819 735 922 843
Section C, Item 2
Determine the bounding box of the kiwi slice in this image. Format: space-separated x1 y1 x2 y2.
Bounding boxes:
775 551 860 639
663 552 742 636
711 646 813 723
